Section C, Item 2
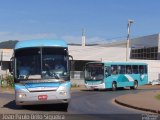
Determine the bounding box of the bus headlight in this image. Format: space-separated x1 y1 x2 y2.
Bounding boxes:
18 93 26 98
58 86 67 95
59 91 67 95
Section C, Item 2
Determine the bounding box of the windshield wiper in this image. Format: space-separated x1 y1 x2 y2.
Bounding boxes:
50 72 59 79
43 71 59 79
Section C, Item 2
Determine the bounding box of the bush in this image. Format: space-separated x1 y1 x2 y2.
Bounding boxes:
155 94 160 100
3 75 14 88
71 83 80 88
1 80 7 88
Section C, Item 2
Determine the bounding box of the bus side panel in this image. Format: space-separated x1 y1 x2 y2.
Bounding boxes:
132 74 140 83
131 74 148 86
116 74 134 87
104 75 133 88
139 73 148 86
104 76 118 88
104 74 148 88
143 74 148 85
104 78 112 88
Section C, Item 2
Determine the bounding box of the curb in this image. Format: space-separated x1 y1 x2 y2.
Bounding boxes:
114 98 160 114
0 90 14 94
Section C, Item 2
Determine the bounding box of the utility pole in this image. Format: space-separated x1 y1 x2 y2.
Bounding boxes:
126 19 134 61
1 50 3 70
82 28 86 47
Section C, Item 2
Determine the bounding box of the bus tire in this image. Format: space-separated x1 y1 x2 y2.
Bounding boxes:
130 80 138 89
112 82 117 91
63 103 69 111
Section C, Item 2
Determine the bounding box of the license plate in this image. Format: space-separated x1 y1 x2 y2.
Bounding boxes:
38 95 48 100
88 83 98 85
91 86 97 88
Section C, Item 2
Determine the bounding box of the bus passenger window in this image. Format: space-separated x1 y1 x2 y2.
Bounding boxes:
139 65 144 74
111 65 118 75
126 65 132 74
132 65 138 74
119 65 125 74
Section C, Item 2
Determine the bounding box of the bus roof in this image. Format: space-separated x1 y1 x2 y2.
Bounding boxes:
15 39 67 50
86 61 147 65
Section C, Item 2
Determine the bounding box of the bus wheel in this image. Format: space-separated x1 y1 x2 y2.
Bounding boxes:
112 82 117 91
130 81 138 89
63 103 69 111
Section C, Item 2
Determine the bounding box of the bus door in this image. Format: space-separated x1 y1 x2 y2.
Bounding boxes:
139 65 148 85
104 66 111 88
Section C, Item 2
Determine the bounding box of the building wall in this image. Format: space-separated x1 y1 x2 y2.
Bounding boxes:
157 34 160 59
69 45 127 61
0 49 13 61
0 49 13 77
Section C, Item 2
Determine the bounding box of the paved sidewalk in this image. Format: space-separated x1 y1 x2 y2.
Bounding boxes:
115 89 160 114
0 87 14 94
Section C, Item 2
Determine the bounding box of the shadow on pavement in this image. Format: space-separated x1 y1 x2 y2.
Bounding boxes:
65 114 142 120
80 86 160 93
81 87 132 92
3 100 68 112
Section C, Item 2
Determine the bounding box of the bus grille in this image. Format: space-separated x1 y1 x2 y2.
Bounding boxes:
27 87 58 92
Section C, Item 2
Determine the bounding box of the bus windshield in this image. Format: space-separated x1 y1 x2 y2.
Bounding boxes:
85 63 104 80
15 47 69 81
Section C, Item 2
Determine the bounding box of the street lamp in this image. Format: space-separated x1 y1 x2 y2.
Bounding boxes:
126 19 134 61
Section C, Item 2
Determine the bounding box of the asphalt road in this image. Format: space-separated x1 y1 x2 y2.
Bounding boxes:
0 87 158 120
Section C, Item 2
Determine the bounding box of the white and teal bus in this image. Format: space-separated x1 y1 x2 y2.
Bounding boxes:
84 62 148 90
10 39 73 108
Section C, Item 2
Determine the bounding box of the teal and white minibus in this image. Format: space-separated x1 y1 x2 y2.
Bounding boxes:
84 62 148 90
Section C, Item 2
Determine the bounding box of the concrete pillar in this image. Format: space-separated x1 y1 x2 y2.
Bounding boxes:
157 34 160 60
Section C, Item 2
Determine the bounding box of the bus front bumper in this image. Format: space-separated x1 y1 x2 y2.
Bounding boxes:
15 89 70 105
85 83 105 89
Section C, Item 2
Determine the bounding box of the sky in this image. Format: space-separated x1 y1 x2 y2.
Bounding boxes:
0 0 160 44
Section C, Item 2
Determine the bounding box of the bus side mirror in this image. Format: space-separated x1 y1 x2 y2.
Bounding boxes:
69 55 73 61
105 72 111 77
68 55 73 71
9 57 14 75
105 67 111 77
